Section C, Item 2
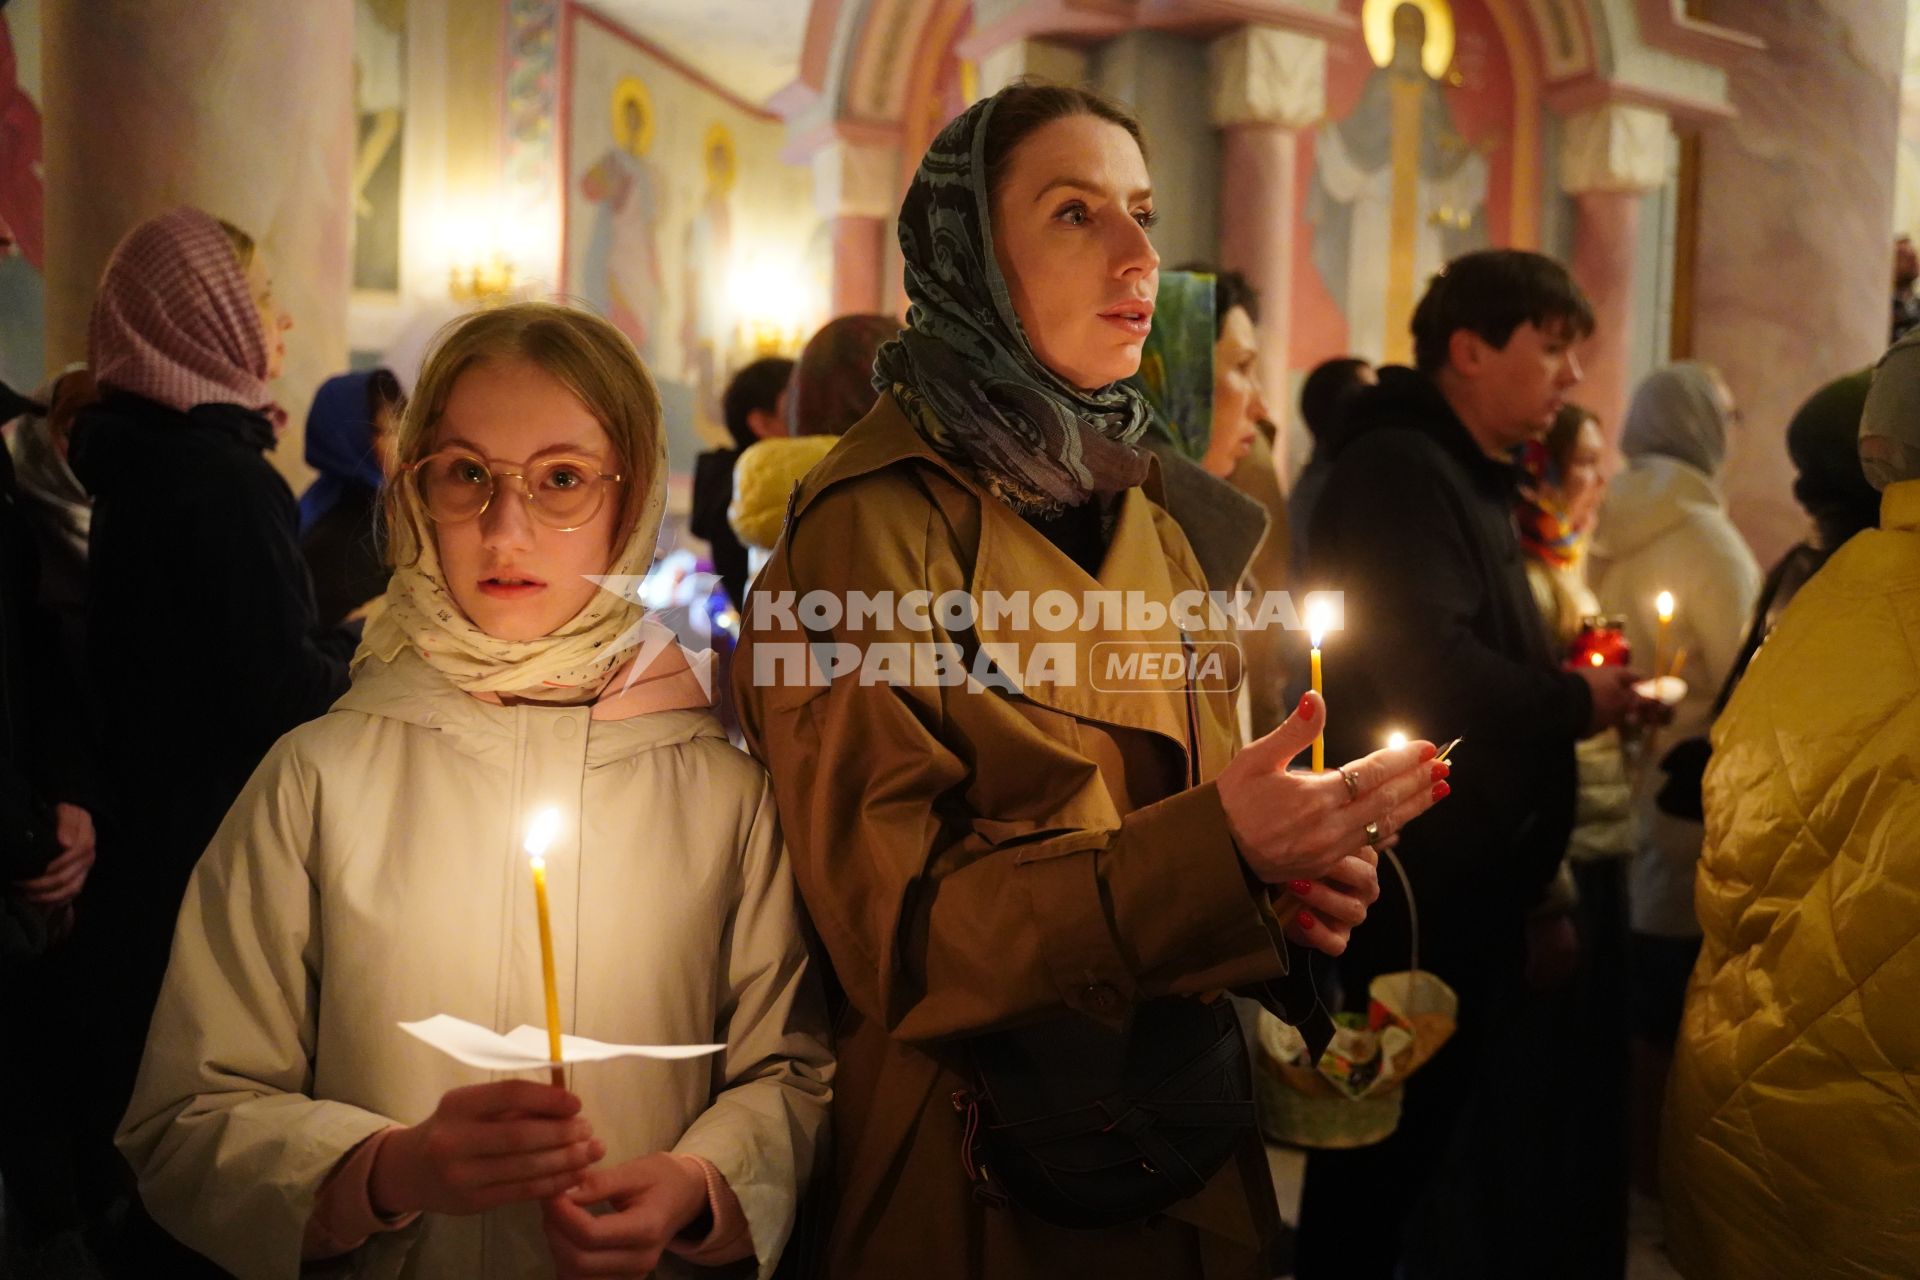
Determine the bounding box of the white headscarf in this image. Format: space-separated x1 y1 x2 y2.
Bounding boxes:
1620 361 1729 479
1860 330 1920 492
355 425 669 702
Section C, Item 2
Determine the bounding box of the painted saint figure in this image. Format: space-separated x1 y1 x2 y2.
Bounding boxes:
1308 0 1488 364
579 76 666 363
681 123 737 426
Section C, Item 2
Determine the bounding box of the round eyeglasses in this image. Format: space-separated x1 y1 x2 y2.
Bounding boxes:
405 449 624 532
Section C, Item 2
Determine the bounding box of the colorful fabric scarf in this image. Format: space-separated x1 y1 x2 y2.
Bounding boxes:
1128 270 1215 462
871 90 1153 516
1515 438 1583 569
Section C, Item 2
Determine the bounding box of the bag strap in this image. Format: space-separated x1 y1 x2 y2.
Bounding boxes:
1382 843 1420 987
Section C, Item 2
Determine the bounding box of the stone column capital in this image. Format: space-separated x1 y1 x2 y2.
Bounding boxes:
975 37 1091 101
1559 103 1672 195
1208 25 1327 132
811 139 901 221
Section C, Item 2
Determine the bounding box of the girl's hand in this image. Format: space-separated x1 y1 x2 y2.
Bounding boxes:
541 1152 712 1279
369 1081 603 1217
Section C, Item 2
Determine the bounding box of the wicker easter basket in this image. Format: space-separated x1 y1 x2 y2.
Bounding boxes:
1248 847 1459 1149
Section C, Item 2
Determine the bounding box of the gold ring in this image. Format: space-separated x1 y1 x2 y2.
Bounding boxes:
1338 766 1360 802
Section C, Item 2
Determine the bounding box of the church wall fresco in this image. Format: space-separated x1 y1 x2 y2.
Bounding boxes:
0 0 43 393
1291 0 1521 373
560 4 826 477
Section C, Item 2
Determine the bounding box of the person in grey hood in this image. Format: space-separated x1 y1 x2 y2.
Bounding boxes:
1588 359 1760 1196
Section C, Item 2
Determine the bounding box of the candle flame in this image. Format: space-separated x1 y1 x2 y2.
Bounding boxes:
1306 598 1335 649
524 808 561 864
1656 590 1675 623
1387 731 1408 751
1589 651 1605 667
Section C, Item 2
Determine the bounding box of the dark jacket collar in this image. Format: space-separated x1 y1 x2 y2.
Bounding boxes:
1337 366 1525 497
72 391 276 499
1136 431 1269 593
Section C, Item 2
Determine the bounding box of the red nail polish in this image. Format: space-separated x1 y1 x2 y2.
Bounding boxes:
1432 781 1451 801
1418 742 1437 762
1289 880 1313 896
1295 910 1318 931
1298 692 1316 721
1431 762 1450 782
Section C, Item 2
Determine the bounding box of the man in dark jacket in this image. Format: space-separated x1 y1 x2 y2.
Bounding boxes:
1294 250 1657 1278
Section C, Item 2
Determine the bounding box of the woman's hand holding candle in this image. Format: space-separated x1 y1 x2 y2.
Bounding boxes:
541 1151 712 1278
1219 692 1450 955
369 1081 605 1217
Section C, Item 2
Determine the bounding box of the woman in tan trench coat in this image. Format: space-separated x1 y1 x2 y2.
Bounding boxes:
734 83 1446 1279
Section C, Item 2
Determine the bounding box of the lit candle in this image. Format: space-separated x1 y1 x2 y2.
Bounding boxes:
1307 604 1330 772
524 809 565 1084
1654 591 1675 686
1387 731 1408 752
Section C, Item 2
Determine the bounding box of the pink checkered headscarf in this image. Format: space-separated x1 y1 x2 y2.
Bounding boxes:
88 206 281 424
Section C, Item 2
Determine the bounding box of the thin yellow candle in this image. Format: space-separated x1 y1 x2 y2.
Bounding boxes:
1307 600 1333 772
524 809 565 1084
1654 590 1675 685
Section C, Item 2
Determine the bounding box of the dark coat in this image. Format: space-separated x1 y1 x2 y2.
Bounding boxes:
0 438 91 830
691 447 751 608
70 392 352 1008
1308 367 1589 980
0 431 94 963
300 480 388 628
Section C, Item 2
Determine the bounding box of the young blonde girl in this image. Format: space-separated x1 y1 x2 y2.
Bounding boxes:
119 302 830 1278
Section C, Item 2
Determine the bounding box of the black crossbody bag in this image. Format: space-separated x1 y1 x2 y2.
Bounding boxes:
951 995 1254 1229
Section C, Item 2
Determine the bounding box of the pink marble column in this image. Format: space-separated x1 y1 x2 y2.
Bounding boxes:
1219 122 1299 467
1557 103 1669 443
1209 25 1328 477
41 0 353 491
1569 190 1643 439
1691 0 1902 567
805 139 899 321
830 214 887 317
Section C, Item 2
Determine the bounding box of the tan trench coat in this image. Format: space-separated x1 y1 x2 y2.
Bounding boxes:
118 649 832 1279
735 396 1306 1279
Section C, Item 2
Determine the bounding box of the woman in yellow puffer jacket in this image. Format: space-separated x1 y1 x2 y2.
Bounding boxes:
729 314 898 556
1662 333 1920 1280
